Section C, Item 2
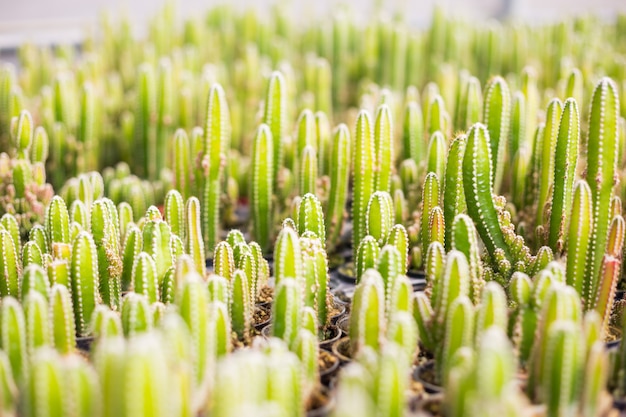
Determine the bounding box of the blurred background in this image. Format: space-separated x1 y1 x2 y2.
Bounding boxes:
1 0 626 49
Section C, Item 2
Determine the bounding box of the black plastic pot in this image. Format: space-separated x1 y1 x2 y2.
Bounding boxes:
306 386 335 417
253 305 271 331
336 316 349 336
76 336 95 352
331 336 352 364
319 350 340 387
329 303 347 324
614 396 626 411
407 269 428 291
412 360 442 394
319 324 342 351
336 263 356 283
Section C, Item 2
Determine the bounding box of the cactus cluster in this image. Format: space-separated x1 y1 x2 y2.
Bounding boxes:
2 1 626 416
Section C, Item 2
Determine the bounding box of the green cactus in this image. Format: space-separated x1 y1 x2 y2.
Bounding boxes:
366 191 393 247
0 229 19 297
0 297 27 384
542 320 584 417
426 131 446 190
164 189 184 239
421 172 440 258
202 83 230 256
185 196 206 276
271 278 302 349
121 293 153 336
443 135 467 250
482 76 510 193
273 227 302 288
352 110 375 261
49 284 76 354
373 104 393 193
325 123 350 251
350 269 384 355
263 71 287 186
20 264 50 301
172 129 191 200
230 269 251 342
70 231 99 336
356 235 380 282
547 98 579 253
250 124 274 254
463 123 513 269
451 214 484 304
91 198 122 310
585 78 620 306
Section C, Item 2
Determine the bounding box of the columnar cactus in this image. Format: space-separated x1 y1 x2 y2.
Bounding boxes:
91 198 122 309
185 196 206 276
273 226 302 287
463 123 512 269
271 278 303 349
482 76 510 193
0 297 27 384
356 235 380 282
164 189 184 239
350 269 385 355
49 284 76 354
325 124 350 251
585 78 620 304
172 129 191 200
366 191 393 247
427 131 446 190
421 172 440 258
373 104 393 193
230 269 251 342
263 71 287 186
443 135 467 249
547 98 579 253
250 124 274 253
121 293 153 336
352 110 375 261
202 83 230 255
297 193 325 245
0 228 19 297
70 231 99 336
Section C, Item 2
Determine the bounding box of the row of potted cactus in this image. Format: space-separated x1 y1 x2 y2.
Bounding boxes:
2 1 626 416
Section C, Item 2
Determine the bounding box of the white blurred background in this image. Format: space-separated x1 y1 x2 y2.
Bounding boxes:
1 0 625 48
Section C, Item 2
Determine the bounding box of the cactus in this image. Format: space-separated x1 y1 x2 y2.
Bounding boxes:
451 214 484 303
70 231 99 336
172 129 191 200
121 293 153 336
402 101 424 169
91 198 122 310
142 213 174 284
0 297 27 384
300 234 329 326
179 273 215 387
20 264 50 301
585 78 620 305
273 227 302 288
421 172 440 258
356 235 380 282
250 124 274 253
463 123 512 268
427 131 447 190
373 104 393 193
0 229 19 297
202 83 230 255
350 269 385 355
542 320 584 417
49 284 76 354
297 193 325 244
443 135 467 249
325 124 350 251
213 241 234 281
263 71 287 186
366 191 393 247
185 196 206 276
271 278 302 349
352 110 375 261
164 189 184 239
482 76 510 193
230 269 251 342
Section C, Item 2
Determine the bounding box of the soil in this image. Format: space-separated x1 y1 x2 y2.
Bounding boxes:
417 362 439 388
327 301 344 321
306 386 331 414
319 350 338 373
257 286 274 304
253 307 270 327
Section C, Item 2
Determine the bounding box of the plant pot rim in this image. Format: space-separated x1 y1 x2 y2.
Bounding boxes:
413 359 442 394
